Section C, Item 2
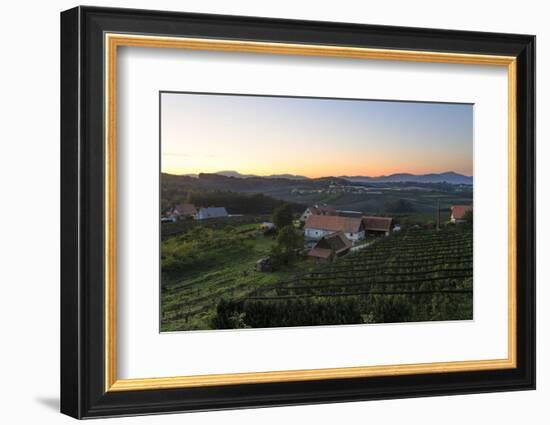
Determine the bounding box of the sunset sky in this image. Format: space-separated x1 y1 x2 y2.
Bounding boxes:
161 92 473 178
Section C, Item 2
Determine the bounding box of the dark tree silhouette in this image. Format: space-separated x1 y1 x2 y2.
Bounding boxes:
272 203 294 229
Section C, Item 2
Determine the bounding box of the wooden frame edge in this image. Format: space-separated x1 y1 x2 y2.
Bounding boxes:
507 59 518 369
108 358 516 391
104 33 518 393
105 32 118 391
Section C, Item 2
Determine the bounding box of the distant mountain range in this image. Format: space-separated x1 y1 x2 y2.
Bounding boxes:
342 171 473 185
184 170 309 180
180 170 472 185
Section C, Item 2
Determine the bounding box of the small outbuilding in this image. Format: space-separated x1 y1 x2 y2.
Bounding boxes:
260 221 276 233
362 216 393 236
169 203 197 220
256 257 273 272
308 231 352 262
450 205 473 223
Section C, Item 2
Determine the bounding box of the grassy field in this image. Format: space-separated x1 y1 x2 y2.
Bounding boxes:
160 220 318 331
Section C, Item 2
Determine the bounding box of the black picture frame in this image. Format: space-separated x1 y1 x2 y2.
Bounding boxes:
61 5 535 419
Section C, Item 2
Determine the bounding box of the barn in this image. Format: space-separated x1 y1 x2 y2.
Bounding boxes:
362 216 393 236
308 231 352 262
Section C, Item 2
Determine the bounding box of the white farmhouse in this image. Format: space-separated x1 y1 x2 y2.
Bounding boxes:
450 205 473 223
304 215 365 245
169 203 197 220
195 207 228 220
299 203 337 222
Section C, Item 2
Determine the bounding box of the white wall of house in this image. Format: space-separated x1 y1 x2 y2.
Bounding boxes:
346 230 365 244
304 227 330 239
305 228 365 244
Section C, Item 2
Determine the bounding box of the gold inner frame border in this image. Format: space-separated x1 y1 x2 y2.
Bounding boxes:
104 33 517 392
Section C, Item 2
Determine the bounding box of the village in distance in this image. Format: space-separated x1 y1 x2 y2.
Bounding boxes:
160 171 473 332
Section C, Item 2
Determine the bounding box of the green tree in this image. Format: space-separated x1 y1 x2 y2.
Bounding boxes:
272 203 294 229
271 225 304 265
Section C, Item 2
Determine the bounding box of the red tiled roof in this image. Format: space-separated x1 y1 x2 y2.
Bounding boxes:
362 216 393 232
318 231 352 253
305 215 363 233
309 232 352 260
451 205 473 220
308 247 333 260
173 203 197 215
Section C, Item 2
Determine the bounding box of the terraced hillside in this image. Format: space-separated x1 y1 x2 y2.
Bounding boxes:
212 226 473 329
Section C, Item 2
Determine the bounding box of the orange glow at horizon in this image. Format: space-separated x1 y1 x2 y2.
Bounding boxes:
161 159 473 179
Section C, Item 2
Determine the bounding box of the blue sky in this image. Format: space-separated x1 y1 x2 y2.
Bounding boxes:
161 92 473 178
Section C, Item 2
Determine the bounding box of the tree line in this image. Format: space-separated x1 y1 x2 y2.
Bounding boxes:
163 189 303 215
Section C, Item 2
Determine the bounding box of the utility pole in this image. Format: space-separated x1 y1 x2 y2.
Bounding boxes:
436 198 440 230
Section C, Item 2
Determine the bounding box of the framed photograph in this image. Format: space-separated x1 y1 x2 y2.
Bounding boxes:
60 6 535 419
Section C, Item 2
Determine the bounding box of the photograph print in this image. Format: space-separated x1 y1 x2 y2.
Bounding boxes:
160 92 474 332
